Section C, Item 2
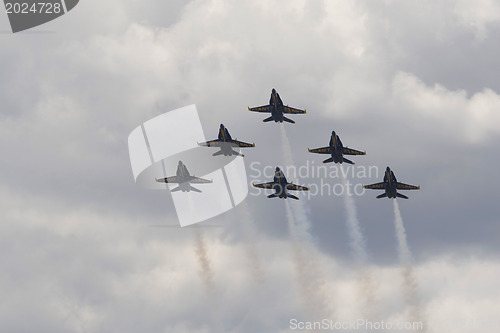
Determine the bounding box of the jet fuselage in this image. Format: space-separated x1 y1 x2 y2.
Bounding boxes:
217 124 232 142
174 161 195 191
217 124 239 156
329 131 345 163
272 168 290 199
176 161 191 183
383 167 399 198
269 88 286 123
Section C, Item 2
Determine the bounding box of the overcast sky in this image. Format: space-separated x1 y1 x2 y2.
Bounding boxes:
1 1 500 332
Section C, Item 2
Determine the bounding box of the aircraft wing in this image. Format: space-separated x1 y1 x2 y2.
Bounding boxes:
283 106 306 114
363 182 385 189
396 182 420 190
231 140 255 148
156 176 179 184
253 181 274 189
343 147 366 155
248 105 272 112
189 176 213 184
286 183 310 191
198 139 222 147
308 146 331 154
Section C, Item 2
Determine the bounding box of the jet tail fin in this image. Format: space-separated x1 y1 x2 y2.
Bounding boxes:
323 157 334 163
263 116 274 122
342 157 355 165
212 150 224 156
190 186 202 193
287 194 299 200
282 116 295 124
376 193 388 199
396 193 408 199
267 193 278 198
231 149 244 157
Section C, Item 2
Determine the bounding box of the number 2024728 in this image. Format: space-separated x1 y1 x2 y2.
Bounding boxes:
5 2 63 14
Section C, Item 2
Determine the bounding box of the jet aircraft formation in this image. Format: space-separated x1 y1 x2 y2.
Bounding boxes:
156 88 420 200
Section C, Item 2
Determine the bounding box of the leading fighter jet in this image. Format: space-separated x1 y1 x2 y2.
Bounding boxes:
308 131 366 164
155 161 213 193
253 167 309 200
363 167 420 199
198 124 255 157
248 88 306 124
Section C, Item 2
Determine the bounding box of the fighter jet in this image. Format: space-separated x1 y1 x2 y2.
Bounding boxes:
248 88 306 124
198 124 255 157
155 161 213 193
253 167 309 200
308 131 366 164
363 167 420 199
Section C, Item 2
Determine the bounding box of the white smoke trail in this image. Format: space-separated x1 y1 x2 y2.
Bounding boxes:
280 124 312 241
184 195 214 294
340 165 368 263
280 124 295 167
240 201 265 283
339 165 376 318
285 200 329 321
394 200 412 264
280 124 331 320
193 225 215 294
393 200 426 330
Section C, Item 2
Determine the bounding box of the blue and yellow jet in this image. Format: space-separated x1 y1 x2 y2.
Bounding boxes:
198 124 255 157
248 88 306 124
253 167 309 200
308 130 366 164
363 167 420 199
155 161 212 193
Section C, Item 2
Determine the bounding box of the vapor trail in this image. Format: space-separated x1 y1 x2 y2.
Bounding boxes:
339 165 368 263
184 193 215 294
193 225 215 294
285 200 329 321
340 165 376 318
280 124 311 240
240 201 265 283
393 200 412 264
393 200 426 330
280 124 331 320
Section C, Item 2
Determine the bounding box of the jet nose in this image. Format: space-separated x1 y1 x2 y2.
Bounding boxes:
275 167 280 172
386 167 390 172
220 124 224 128
178 161 183 166
272 88 276 93
331 130 336 136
